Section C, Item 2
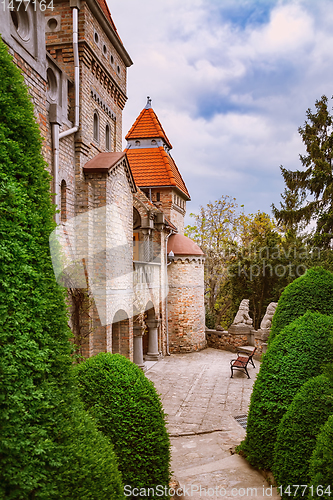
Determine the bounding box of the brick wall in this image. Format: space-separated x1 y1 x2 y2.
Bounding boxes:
152 188 186 234
167 256 206 353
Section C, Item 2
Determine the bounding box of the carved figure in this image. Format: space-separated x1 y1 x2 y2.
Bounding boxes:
260 302 278 330
232 299 253 326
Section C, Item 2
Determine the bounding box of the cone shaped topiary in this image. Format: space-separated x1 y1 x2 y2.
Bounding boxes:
239 311 333 470
0 38 124 499
74 353 171 500
273 374 333 498
308 414 333 499
269 267 333 345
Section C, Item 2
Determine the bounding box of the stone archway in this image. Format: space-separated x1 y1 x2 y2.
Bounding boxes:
112 309 130 358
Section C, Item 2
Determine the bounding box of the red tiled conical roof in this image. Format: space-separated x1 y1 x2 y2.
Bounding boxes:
126 146 190 199
125 107 172 149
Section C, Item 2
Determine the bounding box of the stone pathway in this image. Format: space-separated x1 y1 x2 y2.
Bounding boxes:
146 348 280 499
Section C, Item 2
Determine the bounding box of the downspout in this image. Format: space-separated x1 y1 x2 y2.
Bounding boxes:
59 6 79 140
52 4 80 224
52 123 60 224
165 230 175 355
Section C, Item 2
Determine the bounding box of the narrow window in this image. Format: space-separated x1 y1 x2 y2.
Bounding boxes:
106 123 110 151
93 112 99 142
156 192 160 202
61 180 67 222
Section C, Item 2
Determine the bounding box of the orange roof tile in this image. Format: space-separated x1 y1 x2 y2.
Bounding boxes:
126 146 190 199
96 0 122 43
125 108 172 149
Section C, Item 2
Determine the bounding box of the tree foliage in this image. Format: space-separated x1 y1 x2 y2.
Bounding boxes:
273 95 333 247
0 38 124 499
186 199 302 329
185 195 239 328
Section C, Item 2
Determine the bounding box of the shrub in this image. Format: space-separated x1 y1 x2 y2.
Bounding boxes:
308 414 333 499
74 353 171 500
272 375 333 498
269 267 333 345
0 38 124 499
52 395 125 500
239 312 333 470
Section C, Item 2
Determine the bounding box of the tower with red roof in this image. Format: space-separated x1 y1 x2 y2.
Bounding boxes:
125 98 190 234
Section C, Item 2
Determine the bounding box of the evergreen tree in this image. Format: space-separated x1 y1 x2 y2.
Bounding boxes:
0 37 124 499
273 95 333 247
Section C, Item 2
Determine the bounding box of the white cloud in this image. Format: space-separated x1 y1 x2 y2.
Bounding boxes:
109 0 333 221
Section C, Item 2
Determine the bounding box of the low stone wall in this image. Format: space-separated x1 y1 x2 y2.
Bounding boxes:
206 328 269 360
205 329 248 352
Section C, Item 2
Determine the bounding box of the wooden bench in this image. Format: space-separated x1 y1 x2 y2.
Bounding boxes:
230 347 256 379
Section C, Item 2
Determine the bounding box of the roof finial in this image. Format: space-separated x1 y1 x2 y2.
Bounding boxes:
145 96 152 109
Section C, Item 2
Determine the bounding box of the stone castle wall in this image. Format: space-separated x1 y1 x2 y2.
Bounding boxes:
167 256 206 353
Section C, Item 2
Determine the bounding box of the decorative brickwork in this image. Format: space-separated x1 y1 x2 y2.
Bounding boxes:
0 2 206 365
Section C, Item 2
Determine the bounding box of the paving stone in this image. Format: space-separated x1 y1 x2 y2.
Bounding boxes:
146 348 280 499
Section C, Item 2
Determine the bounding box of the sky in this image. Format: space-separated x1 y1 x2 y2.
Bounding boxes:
109 0 333 227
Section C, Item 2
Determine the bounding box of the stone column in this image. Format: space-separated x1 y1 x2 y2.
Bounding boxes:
133 323 145 370
145 319 160 361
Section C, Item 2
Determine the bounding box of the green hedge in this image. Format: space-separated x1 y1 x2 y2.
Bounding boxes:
273 375 333 498
51 395 124 500
239 312 333 470
269 267 333 345
75 353 171 500
0 37 124 499
308 415 333 499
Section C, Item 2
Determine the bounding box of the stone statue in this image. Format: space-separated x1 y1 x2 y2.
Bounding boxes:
232 299 253 326
260 302 278 330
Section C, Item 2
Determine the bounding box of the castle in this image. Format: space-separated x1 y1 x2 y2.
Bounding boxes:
0 0 206 366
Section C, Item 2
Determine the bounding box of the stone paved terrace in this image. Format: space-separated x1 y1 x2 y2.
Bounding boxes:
146 348 280 499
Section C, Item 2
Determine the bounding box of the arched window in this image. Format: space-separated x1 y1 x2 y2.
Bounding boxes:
93 111 99 143
61 179 67 222
105 123 110 151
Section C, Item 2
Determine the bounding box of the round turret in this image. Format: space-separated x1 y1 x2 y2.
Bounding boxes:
167 234 206 353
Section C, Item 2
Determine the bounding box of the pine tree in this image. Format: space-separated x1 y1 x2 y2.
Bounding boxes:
273 95 333 246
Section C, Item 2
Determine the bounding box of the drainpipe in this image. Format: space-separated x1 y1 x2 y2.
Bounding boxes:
165 230 175 355
51 4 80 224
59 5 79 140
52 123 60 224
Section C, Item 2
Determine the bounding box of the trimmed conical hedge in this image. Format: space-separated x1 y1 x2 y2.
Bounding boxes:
239 312 333 470
0 37 124 499
269 267 333 345
308 414 333 498
273 375 333 498
74 353 171 500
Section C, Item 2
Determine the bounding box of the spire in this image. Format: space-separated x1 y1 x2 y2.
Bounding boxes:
145 96 152 109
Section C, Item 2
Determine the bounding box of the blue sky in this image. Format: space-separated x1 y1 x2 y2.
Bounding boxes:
109 0 333 226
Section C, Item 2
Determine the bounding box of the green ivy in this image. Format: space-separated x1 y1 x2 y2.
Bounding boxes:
238 312 333 470
74 353 171 500
0 37 124 499
273 375 333 498
269 267 333 345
